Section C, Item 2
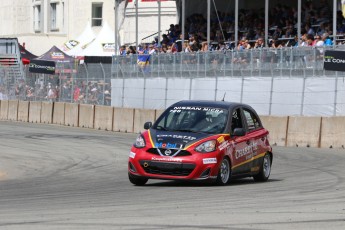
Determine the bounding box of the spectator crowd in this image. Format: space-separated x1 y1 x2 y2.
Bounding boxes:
120 0 343 55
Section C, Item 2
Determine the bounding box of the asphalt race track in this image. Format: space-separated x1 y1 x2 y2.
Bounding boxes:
0 121 345 230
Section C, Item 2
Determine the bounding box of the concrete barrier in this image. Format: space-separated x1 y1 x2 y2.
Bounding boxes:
133 109 156 133
320 117 345 149
29 101 42 123
64 103 79 127
0 100 8 120
8 100 19 121
94 105 114 131
79 104 94 128
53 102 65 125
155 109 165 120
113 107 134 132
18 101 29 122
260 116 288 146
286 116 322 148
41 102 53 124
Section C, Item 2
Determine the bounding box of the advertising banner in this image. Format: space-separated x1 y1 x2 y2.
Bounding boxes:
29 59 56 74
324 50 345 71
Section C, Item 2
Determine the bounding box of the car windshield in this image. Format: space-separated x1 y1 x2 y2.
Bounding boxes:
153 106 229 134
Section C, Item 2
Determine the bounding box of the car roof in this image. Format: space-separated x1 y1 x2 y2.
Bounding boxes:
170 100 249 110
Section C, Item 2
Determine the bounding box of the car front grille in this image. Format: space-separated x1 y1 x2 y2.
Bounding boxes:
139 160 195 176
147 148 191 157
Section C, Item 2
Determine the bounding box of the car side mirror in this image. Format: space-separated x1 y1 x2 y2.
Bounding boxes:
144 122 152 130
232 128 246 136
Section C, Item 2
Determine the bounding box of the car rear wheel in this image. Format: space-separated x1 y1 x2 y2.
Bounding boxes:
253 153 271 182
128 173 148 186
216 157 231 185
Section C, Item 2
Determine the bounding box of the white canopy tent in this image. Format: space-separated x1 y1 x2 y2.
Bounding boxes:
80 21 115 57
62 22 96 57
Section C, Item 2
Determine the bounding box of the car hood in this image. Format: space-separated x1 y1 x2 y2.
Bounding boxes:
149 129 212 149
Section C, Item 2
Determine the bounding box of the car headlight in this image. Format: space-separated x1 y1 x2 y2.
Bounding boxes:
195 140 217 153
134 135 146 148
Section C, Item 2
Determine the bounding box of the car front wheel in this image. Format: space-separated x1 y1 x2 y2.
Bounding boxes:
128 173 148 186
253 153 271 182
216 157 231 185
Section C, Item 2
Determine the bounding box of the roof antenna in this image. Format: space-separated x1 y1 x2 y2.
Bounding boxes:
222 92 226 101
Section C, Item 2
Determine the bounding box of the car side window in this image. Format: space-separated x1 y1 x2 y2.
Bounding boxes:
231 108 243 133
243 109 261 132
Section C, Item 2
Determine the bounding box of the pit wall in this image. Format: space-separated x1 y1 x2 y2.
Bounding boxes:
0 100 344 149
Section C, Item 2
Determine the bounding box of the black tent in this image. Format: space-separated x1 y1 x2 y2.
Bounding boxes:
29 46 75 75
20 44 38 65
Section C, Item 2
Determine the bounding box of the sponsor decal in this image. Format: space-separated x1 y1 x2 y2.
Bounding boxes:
324 50 345 71
217 136 225 143
129 151 136 159
155 142 180 149
152 157 182 162
64 40 79 50
251 166 260 172
235 142 258 160
170 107 224 113
102 43 115 52
156 134 197 141
50 52 65 59
218 140 231 151
203 158 217 164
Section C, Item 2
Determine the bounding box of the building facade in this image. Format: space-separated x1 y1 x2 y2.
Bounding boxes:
0 0 177 55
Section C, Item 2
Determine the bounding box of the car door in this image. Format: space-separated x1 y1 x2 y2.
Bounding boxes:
241 107 268 174
229 107 252 175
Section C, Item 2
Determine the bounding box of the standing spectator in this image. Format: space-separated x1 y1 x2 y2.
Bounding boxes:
73 85 81 103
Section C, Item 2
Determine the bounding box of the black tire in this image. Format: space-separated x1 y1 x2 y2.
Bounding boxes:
253 153 272 182
216 157 231 185
128 173 148 186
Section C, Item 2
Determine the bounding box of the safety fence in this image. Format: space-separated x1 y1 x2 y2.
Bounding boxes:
2 46 345 115
1 99 345 149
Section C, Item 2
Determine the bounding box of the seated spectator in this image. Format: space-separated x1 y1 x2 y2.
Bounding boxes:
321 32 333 46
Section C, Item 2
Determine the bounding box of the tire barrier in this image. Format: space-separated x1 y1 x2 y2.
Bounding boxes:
1 99 344 149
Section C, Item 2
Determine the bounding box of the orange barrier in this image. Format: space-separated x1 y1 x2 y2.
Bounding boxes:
0 100 8 120
8 100 18 121
18 101 29 122
113 107 134 133
260 116 288 146
286 116 322 148
133 109 156 133
79 104 94 128
53 102 65 125
64 103 79 127
28 101 42 123
320 117 345 149
41 102 53 124
94 105 114 131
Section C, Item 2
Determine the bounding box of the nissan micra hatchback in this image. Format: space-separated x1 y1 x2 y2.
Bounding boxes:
128 100 272 185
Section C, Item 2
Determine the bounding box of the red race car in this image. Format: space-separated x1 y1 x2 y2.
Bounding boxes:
128 100 272 186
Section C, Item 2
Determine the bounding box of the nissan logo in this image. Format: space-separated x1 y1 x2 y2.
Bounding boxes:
164 149 172 156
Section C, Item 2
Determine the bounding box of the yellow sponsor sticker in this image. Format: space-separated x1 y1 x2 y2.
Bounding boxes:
217 136 225 143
